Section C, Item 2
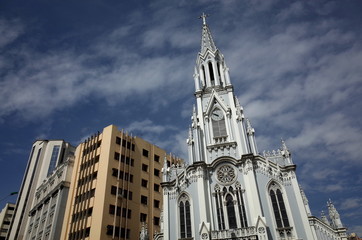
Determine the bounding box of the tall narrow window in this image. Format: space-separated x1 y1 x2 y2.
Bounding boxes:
236 190 248 228
179 195 192 238
211 108 227 137
201 65 206 86
217 62 221 83
47 145 60 176
270 187 290 228
226 194 237 229
277 189 290 227
179 202 185 237
208 62 215 86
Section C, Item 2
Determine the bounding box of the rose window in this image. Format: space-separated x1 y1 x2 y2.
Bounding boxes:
216 165 236 184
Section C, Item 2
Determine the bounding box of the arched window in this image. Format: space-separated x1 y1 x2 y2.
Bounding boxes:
214 184 247 230
226 194 237 229
270 186 290 228
179 195 192 238
208 62 215 86
235 184 248 228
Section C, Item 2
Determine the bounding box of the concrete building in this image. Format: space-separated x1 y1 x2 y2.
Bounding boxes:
61 124 181 240
156 15 348 240
23 154 74 240
0 203 15 240
8 140 75 240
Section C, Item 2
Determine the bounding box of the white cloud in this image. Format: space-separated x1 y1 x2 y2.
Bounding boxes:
0 18 24 48
126 119 176 135
340 197 362 210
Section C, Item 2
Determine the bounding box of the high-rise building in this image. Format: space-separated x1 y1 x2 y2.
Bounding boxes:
0 203 15 240
61 124 181 240
157 15 348 240
23 154 74 240
8 140 75 240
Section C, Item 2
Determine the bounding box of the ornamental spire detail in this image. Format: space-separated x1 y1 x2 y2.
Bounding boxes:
327 199 344 228
199 13 217 55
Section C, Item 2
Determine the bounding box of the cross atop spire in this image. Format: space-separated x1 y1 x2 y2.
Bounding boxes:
199 12 209 25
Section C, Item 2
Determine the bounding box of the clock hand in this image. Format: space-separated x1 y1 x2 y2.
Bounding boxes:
213 113 219 117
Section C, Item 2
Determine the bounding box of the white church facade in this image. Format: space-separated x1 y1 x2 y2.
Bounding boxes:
152 15 348 240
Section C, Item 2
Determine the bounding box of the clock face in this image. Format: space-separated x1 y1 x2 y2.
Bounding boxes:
211 109 223 121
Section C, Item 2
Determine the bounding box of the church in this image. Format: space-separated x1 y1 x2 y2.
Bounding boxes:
153 15 348 240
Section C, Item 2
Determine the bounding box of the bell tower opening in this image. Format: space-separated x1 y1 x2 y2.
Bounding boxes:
208 62 215 86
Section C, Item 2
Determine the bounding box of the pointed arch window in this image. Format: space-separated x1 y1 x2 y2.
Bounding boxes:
214 183 248 231
270 187 290 228
211 108 227 138
226 194 237 229
208 62 215 86
179 195 192 238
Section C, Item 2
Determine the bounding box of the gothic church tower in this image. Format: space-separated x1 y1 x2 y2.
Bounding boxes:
156 15 347 240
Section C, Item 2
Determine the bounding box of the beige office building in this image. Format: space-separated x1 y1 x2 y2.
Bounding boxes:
61 124 180 240
0 203 15 240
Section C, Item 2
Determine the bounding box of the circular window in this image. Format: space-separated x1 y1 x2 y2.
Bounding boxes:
216 165 236 184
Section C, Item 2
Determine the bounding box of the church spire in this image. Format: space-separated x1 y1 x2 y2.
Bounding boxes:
195 14 231 91
199 13 216 55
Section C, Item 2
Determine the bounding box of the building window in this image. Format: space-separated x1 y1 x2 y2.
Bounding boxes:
270 187 290 228
114 152 120 160
154 184 160 192
154 154 160 162
179 194 192 238
209 62 215 86
142 149 149 157
141 195 148 205
131 143 135 151
47 145 60 176
154 168 160 177
226 194 237 229
142 164 148 172
106 226 130 239
140 213 147 222
211 108 227 138
141 179 148 188
154 217 160 226
154 200 160 208
214 184 247 230
116 137 121 145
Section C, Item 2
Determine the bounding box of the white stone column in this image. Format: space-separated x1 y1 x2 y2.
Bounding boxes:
213 61 220 86
163 192 170 240
199 66 206 88
204 116 211 145
225 67 231 86
204 63 212 87
194 69 200 92
226 110 234 141
219 63 225 86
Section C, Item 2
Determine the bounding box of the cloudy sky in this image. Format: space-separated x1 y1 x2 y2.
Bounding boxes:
1 0 361 235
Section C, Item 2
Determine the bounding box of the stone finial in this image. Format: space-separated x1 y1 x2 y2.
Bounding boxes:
139 222 149 240
321 210 330 225
246 118 255 135
327 199 343 228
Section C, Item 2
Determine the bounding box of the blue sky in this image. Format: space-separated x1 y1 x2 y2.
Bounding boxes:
1 0 362 235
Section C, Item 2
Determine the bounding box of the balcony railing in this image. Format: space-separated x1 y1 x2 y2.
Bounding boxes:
211 227 258 239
